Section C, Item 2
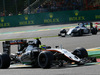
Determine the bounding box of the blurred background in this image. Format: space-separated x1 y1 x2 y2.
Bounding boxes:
0 0 100 16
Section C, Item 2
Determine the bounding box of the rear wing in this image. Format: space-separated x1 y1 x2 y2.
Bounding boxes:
2 40 27 55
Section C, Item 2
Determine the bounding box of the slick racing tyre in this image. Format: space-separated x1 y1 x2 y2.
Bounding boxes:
72 47 88 65
72 47 88 58
59 29 67 37
0 53 10 69
60 33 66 37
91 27 97 35
38 51 54 68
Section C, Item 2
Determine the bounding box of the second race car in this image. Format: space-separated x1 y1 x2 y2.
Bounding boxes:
58 22 98 37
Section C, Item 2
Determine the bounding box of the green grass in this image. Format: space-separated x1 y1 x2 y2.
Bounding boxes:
89 54 100 58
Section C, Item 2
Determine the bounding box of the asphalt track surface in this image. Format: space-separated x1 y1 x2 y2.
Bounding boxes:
0 23 100 75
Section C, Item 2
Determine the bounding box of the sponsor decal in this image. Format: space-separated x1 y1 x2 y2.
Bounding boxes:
0 17 10 27
74 10 79 16
95 15 100 19
69 10 85 21
44 13 60 23
19 15 34 25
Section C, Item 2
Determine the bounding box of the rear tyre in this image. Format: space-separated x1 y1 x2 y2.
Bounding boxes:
38 51 54 68
0 53 10 69
91 27 97 35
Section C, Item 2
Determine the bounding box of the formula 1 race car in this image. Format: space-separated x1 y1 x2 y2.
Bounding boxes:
0 38 96 69
58 22 98 37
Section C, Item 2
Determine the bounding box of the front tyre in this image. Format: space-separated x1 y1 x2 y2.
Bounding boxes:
59 29 67 37
0 53 11 69
72 47 88 58
60 33 66 37
38 51 54 68
72 47 88 65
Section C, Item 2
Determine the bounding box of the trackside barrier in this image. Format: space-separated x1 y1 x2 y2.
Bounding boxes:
0 10 100 28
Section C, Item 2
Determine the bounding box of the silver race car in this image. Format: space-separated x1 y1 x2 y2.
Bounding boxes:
0 38 96 69
58 22 98 37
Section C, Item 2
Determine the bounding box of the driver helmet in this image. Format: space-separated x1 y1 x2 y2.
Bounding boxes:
39 45 46 50
78 23 85 27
